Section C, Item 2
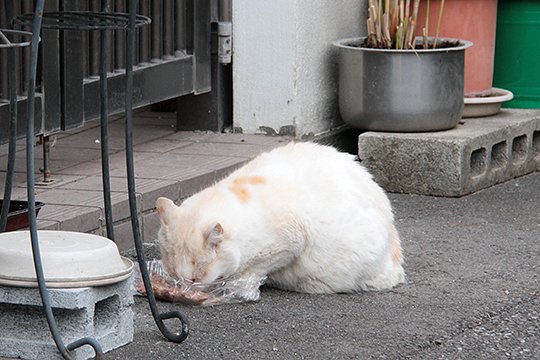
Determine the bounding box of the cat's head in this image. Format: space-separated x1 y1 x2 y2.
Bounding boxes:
155 197 241 284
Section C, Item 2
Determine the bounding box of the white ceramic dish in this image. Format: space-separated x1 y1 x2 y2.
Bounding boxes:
0 231 133 288
462 88 514 118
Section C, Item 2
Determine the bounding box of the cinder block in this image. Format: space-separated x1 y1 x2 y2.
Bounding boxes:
358 110 540 196
0 279 134 360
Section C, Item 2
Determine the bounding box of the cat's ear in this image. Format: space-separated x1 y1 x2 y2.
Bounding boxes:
206 223 224 248
155 197 177 227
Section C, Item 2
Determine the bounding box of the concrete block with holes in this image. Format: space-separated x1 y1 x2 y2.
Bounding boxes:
0 278 134 360
357 109 540 197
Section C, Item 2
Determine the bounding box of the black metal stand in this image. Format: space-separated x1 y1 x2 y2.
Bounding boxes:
1 1 189 358
0 27 32 231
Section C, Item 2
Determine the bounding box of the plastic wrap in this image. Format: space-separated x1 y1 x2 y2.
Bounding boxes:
134 260 266 306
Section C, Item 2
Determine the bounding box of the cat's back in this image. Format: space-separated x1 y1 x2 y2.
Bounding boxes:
221 142 386 209
236 142 360 177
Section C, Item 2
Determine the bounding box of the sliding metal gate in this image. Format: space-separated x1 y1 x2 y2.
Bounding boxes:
0 0 212 145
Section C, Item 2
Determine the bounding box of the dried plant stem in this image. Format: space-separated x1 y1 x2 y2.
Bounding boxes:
423 0 430 49
383 0 392 47
433 0 445 49
365 0 438 50
376 0 383 43
408 0 420 48
383 12 392 47
367 0 378 47
405 0 410 20
390 0 398 40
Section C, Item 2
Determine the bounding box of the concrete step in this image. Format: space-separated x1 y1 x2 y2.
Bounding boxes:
358 109 540 197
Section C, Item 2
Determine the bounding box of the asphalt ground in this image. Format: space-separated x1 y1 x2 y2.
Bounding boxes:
111 171 539 359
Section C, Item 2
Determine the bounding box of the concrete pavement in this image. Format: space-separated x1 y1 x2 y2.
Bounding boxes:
110 172 539 359
1 108 538 359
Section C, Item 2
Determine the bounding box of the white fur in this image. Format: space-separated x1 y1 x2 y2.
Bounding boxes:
156 142 405 294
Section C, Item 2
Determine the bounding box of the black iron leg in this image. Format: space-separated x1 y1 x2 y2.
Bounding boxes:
123 0 189 343
9 1 190 356
21 1 103 359
99 0 115 240
0 38 17 232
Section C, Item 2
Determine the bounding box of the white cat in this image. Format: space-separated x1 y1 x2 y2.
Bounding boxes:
156 142 405 294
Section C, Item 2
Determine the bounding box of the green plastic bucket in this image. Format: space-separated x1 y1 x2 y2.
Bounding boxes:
494 0 540 108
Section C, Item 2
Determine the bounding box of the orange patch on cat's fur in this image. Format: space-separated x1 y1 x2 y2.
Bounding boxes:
391 242 403 265
389 226 403 265
233 176 266 186
230 176 267 203
231 187 251 203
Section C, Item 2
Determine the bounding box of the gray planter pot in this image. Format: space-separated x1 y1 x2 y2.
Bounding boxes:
334 37 473 132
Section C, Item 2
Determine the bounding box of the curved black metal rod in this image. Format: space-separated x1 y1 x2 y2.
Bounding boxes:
66 337 104 356
23 1 103 359
123 0 189 343
0 1 19 232
99 0 115 240
15 11 151 31
0 54 16 232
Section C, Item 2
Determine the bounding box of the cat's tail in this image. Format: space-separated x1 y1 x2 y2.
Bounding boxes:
389 225 406 286
362 224 405 291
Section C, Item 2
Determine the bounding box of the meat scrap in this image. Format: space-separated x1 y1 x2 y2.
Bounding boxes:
135 272 219 305
133 260 265 306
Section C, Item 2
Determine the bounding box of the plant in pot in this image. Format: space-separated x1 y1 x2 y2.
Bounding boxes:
333 0 472 132
416 0 513 118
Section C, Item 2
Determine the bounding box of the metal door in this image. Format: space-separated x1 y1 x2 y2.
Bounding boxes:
0 0 212 145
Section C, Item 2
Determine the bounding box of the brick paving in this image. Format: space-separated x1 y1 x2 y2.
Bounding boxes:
0 108 291 251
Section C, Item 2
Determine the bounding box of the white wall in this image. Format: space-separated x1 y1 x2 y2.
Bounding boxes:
232 0 365 137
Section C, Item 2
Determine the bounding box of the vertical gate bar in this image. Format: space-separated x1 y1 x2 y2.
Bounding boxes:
99 0 115 240
107 0 114 72
0 2 18 232
0 48 6 99
88 0 99 76
174 0 186 52
0 48 17 232
138 0 150 63
150 0 162 60
184 0 194 53
114 0 126 71
40 0 62 135
163 0 173 58
20 0 30 93
59 0 85 132
10 0 22 94
0 2 8 98
83 33 89 77
125 0 189 343
81 0 87 78
192 0 212 93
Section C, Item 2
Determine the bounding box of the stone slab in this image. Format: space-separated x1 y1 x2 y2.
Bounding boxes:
358 110 540 197
0 279 134 360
